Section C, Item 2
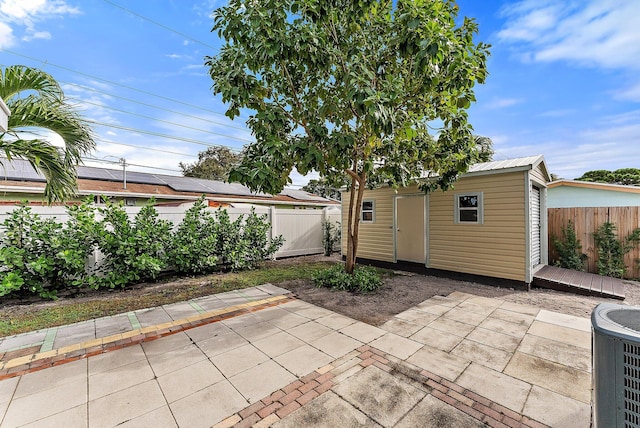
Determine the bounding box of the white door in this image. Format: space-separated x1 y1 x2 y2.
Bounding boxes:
396 196 425 263
531 186 541 267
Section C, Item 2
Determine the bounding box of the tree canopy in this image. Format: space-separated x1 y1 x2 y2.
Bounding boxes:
0 65 95 202
179 146 242 181
575 168 640 186
207 0 489 272
302 177 345 201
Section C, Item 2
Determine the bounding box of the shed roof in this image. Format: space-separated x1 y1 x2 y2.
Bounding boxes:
466 155 549 179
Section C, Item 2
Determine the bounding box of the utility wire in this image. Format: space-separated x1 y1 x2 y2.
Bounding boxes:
0 49 233 119
103 0 217 49
94 138 198 158
72 98 250 139
62 81 250 132
85 119 251 147
83 156 183 173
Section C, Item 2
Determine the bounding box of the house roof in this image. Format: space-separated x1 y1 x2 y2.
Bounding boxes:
465 155 550 180
0 158 338 206
548 179 640 194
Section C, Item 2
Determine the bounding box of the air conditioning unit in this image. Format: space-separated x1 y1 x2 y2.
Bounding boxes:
592 303 640 428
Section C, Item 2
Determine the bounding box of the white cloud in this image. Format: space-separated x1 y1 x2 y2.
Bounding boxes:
0 0 79 47
615 82 640 102
485 98 523 109
498 0 640 71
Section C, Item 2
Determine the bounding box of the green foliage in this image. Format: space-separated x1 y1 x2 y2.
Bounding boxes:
575 168 640 185
241 208 285 268
95 198 173 288
179 146 243 180
322 220 341 256
207 0 489 274
170 198 219 274
593 222 640 278
302 178 345 201
0 65 95 203
552 220 586 271
313 263 383 293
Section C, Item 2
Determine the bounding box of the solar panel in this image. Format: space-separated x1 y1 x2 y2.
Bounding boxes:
78 166 118 181
162 176 212 193
0 158 46 181
125 171 165 185
280 188 327 201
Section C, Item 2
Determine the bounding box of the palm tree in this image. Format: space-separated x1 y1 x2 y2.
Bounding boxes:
0 65 95 203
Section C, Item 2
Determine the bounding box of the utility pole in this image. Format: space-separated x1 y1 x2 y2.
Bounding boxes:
119 158 127 190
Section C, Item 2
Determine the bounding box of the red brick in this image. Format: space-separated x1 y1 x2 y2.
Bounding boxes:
314 381 334 394
492 404 523 423
440 378 465 394
262 390 285 405
464 390 492 407
448 390 474 407
521 416 549 428
257 402 283 419
421 369 442 382
234 413 260 428
373 361 392 372
431 389 457 407
360 358 375 367
357 345 371 352
426 379 448 394
282 380 304 394
238 401 264 419
483 417 510 428
359 350 374 360
371 354 389 365
315 372 334 384
451 401 485 422
296 390 319 406
472 402 503 422
280 390 302 405
276 401 301 418
369 347 386 356
502 416 526 427
300 372 320 383
299 380 319 394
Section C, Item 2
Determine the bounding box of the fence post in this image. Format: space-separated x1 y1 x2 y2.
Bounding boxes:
269 206 277 260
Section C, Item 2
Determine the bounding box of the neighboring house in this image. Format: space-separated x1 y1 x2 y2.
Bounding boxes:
0 158 338 209
548 180 640 208
342 155 551 288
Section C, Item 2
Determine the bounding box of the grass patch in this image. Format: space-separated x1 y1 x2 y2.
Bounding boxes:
0 261 332 337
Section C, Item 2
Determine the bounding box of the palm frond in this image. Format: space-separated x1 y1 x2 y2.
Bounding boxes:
0 65 63 103
8 96 95 165
0 139 77 203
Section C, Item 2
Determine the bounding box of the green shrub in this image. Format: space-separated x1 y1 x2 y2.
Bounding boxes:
322 220 341 256
593 222 640 278
241 208 284 268
96 198 173 287
313 263 383 292
169 197 218 274
214 208 248 271
552 220 586 271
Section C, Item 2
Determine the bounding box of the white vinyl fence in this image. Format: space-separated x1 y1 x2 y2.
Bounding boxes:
0 204 342 260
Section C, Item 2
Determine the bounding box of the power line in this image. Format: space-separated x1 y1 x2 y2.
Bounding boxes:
103 0 216 49
62 81 250 132
83 156 183 173
0 49 233 119
94 138 198 158
85 119 251 147
72 98 251 139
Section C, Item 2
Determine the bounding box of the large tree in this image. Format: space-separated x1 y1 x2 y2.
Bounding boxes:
179 146 243 180
302 177 345 201
207 0 489 273
576 168 640 186
0 65 95 202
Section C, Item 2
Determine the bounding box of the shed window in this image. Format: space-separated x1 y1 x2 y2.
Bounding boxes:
361 200 375 223
455 193 483 224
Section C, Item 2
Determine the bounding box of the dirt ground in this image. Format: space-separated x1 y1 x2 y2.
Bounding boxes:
276 255 640 326
3 254 639 327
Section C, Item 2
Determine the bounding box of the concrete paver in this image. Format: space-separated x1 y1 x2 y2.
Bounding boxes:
0 284 597 428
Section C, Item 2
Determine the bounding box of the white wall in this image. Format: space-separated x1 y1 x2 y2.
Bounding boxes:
0 204 341 260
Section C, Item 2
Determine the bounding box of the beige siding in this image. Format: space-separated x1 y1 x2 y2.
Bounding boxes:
341 186 419 262
530 162 549 185
429 172 527 281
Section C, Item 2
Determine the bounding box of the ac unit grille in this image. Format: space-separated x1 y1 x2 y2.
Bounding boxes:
623 342 640 427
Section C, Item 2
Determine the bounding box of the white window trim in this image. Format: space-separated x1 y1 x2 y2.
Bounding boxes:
361 199 375 223
454 192 483 224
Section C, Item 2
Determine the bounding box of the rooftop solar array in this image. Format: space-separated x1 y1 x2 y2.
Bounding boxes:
0 158 332 202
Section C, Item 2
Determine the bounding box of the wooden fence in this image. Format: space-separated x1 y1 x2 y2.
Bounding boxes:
0 204 341 261
548 207 640 279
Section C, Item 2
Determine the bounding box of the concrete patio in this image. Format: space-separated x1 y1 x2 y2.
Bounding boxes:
0 285 591 427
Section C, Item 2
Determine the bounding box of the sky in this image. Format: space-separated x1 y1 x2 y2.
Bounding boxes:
0 0 639 185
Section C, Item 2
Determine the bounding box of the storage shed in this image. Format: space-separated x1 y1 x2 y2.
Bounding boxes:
341 155 551 288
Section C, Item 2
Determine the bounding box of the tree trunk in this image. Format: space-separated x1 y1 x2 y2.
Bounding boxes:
345 172 366 274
